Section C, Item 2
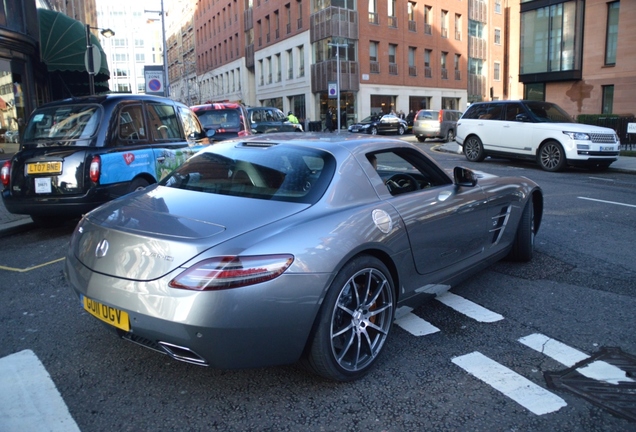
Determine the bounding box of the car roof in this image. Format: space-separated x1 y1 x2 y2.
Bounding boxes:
37 93 188 109
191 102 246 111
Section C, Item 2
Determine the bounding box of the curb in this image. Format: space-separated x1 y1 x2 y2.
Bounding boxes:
0 218 34 238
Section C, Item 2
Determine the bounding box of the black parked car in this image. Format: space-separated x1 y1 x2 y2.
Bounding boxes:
247 106 303 133
348 114 408 135
1 94 208 226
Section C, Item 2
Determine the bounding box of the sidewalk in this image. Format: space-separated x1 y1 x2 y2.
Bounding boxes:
1 140 635 237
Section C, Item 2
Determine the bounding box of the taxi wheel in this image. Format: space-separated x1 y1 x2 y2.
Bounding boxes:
30 215 66 228
128 178 150 193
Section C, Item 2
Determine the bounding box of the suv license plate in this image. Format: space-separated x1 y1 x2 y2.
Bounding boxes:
82 295 130 331
599 146 614 152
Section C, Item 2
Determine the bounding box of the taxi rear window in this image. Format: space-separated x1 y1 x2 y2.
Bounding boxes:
24 104 101 145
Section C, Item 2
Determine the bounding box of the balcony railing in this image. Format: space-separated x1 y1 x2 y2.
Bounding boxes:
276 71 281 82
370 61 380 73
389 63 398 75
388 16 397 28
455 30 461 40
441 27 448 38
424 23 432 35
441 68 448 79
298 17 302 29
455 70 461 80
299 64 305 77
409 66 417 76
408 20 416 32
425 66 432 78
369 12 378 24
287 23 291 34
267 73 272 84
288 67 293 79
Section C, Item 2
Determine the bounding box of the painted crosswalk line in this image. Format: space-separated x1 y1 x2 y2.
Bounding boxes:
0 350 80 432
519 333 634 385
395 312 440 336
436 292 504 322
452 351 567 415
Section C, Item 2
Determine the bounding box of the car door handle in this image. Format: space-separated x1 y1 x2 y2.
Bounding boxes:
156 156 166 163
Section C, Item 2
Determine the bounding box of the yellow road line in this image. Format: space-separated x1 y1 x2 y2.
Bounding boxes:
0 257 65 273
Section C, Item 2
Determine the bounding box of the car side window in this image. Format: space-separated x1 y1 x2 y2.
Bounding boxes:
504 103 524 121
147 103 182 141
463 104 489 120
118 105 147 145
367 149 452 196
178 106 203 139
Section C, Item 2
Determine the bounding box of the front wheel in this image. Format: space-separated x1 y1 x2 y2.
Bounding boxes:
370 127 378 135
446 129 456 142
304 255 395 381
463 135 485 162
397 125 405 135
537 140 566 172
507 201 535 262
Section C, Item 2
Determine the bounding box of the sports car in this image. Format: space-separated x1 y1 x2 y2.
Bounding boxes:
65 132 543 381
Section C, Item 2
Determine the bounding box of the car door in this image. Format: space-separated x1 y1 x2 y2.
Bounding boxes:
370 149 491 277
497 102 534 155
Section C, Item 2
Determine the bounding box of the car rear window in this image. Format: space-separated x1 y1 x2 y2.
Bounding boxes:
195 109 241 129
23 104 101 145
417 111 435 120
161 143 336 204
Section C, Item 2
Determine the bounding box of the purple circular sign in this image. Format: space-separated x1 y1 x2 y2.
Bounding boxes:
148 78 162 92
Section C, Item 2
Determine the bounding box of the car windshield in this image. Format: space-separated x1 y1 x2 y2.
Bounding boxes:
160 143 336 204
196 109 241 129
23 104 101 145
525 102 574 123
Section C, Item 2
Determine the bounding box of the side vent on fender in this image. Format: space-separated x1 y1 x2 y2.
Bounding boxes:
490 206 512 245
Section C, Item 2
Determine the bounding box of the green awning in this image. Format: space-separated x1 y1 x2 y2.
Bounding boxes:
37 8 110 95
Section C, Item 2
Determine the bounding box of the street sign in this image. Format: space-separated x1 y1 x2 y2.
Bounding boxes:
328 82 337 99
84 46 101 75
627 123 636 134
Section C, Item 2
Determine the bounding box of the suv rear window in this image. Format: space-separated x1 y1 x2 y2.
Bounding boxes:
196 109 242 129
23 104 101 145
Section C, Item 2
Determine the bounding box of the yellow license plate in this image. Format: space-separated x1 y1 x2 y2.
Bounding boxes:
27 161 62 175
82 296 130 331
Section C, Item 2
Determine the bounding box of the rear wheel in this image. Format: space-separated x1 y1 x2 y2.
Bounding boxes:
371 127 378 135
30 215 67 228
446 129 456 142
416 136 426 143
128 177 150 193
507 201 535 262
463 135 486 162
304 255 395 381
397 125 405 135
537 140 566 172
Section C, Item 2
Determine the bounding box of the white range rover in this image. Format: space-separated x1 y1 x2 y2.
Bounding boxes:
455 100 621 172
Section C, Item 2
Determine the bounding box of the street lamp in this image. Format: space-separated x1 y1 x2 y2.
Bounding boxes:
328 41 348 133
85 25 115 95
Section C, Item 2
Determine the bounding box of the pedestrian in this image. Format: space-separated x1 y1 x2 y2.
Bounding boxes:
340 110 347 129
325 108 334 132
287 111 299 124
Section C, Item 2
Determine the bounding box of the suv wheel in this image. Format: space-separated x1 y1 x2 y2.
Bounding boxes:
463 136 485 162
446 129 455 142
537 140 566 172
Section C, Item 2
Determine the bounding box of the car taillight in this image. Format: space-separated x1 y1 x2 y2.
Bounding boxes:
89 156 100 183
169 255 294 291
1 161 10 187
438 110 443 123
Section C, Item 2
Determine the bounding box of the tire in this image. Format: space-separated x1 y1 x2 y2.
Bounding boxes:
537 140 566 172
507 201 534 262
304 255 395 381
397 125 405 135
416 136 426 143
128 177 150 194
446 129 455 142
371 127 378 135
463 135 486 162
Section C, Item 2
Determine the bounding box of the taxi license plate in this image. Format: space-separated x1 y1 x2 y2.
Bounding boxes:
27 161 62 175
82 296 130 331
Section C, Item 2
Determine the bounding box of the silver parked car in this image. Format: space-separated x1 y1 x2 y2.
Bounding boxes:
65 133 543 381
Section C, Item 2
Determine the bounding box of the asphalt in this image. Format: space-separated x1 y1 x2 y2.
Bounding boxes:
2 141 635 236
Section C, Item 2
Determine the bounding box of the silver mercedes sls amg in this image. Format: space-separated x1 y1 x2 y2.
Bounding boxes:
65 133 543 381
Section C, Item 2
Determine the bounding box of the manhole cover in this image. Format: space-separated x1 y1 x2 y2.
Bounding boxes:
545 347 636 422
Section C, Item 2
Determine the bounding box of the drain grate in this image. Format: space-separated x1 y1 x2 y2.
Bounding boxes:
545 346 636 422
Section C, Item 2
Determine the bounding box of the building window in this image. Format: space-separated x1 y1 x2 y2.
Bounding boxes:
454 54 461 80
455 14 462 40
494 28 501 45
388 0 397 28
408 2 416 32
441 51 448 79
424 49 432 78
370 41 380 73
605 2 619 65
494 61 500 81
468 58 483 75
424 5 432 35
520 1 583 77
495 0 501 14
389 44 397 75
469 20 483 38
298 45 305 77
408 47 416 76
369 0 378 24
441 10 448 38
602 85 614 114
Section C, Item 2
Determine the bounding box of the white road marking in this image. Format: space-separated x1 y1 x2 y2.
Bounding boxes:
0 350 80 432
518 333 589 367
452 351 567 415
519 333 635 385
436 292 504 322
578 196 636 208
395 313 440 336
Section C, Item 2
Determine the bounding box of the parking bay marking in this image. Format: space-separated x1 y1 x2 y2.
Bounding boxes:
452 351 567 415
0 257 65 273
578 196 636 209
0 350 80 432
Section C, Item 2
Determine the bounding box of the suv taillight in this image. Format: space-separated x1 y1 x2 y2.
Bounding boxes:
89 156 101 183
438 110 443 123
1 161 10 187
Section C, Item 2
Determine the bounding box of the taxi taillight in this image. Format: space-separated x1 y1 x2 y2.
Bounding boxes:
1 161 10 187
89 156 101 183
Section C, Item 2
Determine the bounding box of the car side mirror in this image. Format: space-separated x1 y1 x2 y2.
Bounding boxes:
515 113 530 122
205 129 216 138
453 166 478 187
